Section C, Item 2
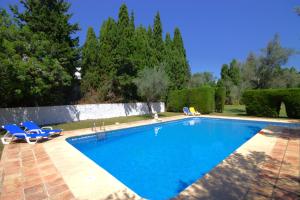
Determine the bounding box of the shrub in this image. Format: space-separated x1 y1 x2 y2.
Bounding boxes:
242 89 284 118
167 86 215 114
189 87 215 114
215 87 226 113
167 89 189 112
282 88 300 119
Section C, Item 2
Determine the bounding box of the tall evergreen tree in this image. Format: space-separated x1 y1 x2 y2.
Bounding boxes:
0 8 71 106
172 27 190 89
11 0 80 77
114 4 137 102
152 12 164 64
81 27 98 77
229 59 241 85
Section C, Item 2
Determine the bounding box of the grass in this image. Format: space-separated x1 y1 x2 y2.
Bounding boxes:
212 104 288 118
52 112 181 131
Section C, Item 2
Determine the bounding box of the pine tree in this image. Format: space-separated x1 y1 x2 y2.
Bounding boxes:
81 27 98 77
152 12 164 64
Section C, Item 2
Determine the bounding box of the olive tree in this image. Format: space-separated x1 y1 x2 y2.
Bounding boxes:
134 65 169 113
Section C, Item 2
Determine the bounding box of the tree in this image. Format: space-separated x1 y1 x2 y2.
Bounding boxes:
229 59 241 86
114 4 137 102
171 27 191 89
152 12 164 64
0 9 71 107
257 34 293 88
11 0 80 78
81 17 118 102
189 72 216 88
134 65 169 113
81 27 98 77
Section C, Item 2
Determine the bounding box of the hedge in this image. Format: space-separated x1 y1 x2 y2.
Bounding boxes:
242 88 300 118
167 86 215 114
215 87 226 113
167 89 189 112
283 89 300 119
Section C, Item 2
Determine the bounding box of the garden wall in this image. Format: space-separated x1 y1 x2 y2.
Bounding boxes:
0 102 165 125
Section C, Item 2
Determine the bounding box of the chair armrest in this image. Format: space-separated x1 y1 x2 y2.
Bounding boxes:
41 126 53 130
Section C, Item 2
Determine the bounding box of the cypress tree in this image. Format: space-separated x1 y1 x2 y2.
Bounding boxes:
172 27 190 89
152 12 164 64
81 27 98 77
114 4 137 102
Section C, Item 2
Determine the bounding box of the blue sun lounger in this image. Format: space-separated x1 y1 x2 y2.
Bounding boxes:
183 107 193 116
20 121 62 136
1 124 50 144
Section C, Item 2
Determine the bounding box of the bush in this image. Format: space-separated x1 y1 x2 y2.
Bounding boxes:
242 89 284 118
282 89 300 119
189 87 215 114
215 87 226 113
167 89 189 112
167 86 215 114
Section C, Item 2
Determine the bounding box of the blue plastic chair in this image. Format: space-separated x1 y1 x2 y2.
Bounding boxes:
20 121 62 136
1 124 50 144
183 107 193 116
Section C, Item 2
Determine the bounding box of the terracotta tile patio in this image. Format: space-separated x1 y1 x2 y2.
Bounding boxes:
0 142 75 200
0 116 299 200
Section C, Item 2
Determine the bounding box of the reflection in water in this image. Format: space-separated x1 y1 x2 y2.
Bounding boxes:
154 127 162 136
184 118 201 126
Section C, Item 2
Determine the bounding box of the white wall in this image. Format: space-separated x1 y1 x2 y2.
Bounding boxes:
0 102 165 125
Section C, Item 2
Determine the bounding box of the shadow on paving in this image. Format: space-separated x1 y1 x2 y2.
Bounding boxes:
171 149 298 200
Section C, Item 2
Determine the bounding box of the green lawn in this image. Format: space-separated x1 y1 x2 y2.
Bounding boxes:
52 112 181 131
212 104 288 118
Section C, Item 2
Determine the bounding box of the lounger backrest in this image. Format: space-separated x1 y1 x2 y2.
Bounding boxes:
2 124 26 134
183 107 190 113
21 121 40 130
190 107 196 113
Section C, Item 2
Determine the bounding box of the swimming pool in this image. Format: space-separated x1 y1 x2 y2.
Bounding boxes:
67 117 298 200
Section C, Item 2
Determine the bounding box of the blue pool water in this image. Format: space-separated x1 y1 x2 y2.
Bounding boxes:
67 117 299 200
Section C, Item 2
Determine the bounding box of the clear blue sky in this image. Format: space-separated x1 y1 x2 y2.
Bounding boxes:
1 0 300 77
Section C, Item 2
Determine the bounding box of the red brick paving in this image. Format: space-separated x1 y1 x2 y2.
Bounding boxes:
0 143 75 200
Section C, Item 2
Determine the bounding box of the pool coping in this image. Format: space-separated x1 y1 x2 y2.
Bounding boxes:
1 115 299 200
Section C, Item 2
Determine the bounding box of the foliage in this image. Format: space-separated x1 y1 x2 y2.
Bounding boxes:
189 87 215 114
11 0 80 78
134 65 169 103
189 72 216 88
0 9 72 107
242 89 284 118
220 35 298 105
219 60 241 104
167 89 190 112
215 87 226 113
81 27 98 77
81 4 190 103
282 89 300 119
167 86 215 114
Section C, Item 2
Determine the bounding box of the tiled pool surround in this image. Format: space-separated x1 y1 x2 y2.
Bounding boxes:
0 115 299 200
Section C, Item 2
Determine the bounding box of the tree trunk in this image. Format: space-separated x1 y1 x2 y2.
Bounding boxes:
146 101 152 114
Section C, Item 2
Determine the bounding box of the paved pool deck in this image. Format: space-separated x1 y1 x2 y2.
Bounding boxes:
0 115 299 200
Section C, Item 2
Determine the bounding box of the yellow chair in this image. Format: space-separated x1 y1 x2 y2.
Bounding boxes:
189 107 201 115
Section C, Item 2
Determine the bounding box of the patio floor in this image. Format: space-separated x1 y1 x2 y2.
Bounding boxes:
0 115 299 200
